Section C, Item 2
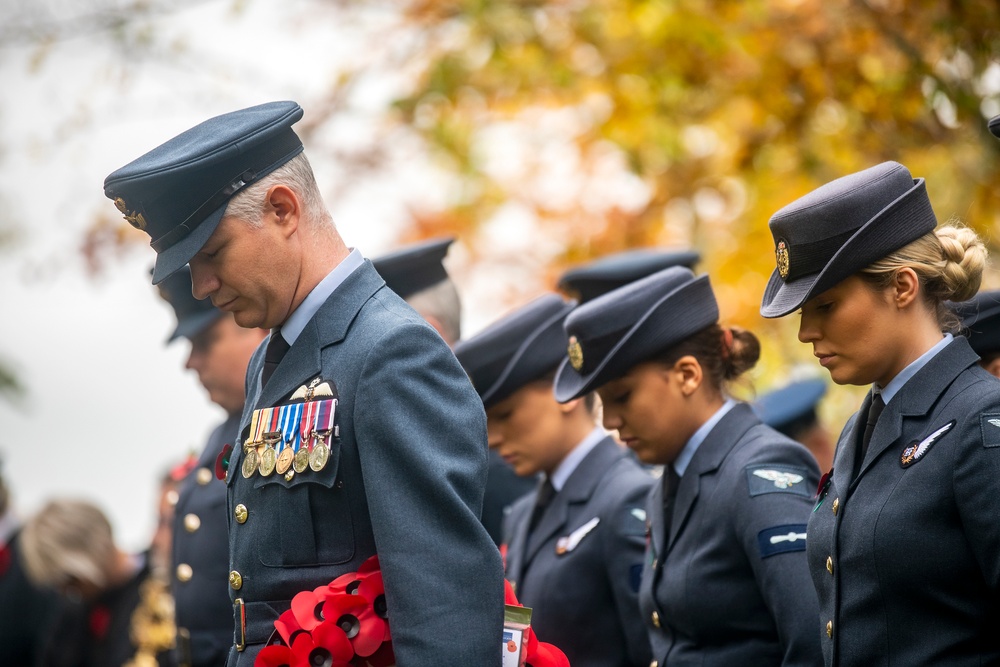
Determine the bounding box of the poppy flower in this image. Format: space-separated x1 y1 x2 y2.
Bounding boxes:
357 641 395 667
88 605 111 639
328 570 365 596
524 625 539 657
215 444 233 480
503 579 520 606
274 609 307 646
0 545 10 577
255 644 293 667
291 589 330 632
356 571 390 641
357 555 380 575
526 641 570 667
321 593 386 657
289 624 353 667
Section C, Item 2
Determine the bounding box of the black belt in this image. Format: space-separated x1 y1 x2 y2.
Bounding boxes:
233 598 291 650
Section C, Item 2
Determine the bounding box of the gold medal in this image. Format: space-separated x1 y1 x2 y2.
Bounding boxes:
241 449 259 479
309 442 329 471
293 447 310 474
276 447 294 475
259 445 276 477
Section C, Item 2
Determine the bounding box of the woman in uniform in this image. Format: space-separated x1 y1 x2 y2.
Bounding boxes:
554 266 823 667
759 160 1000 666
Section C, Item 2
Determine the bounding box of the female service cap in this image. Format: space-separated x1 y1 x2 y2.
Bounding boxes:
554 266 718 403
759 161 938 318
104 101 305 284
952 290 1000 357
557 248 700 303
454 294 576 409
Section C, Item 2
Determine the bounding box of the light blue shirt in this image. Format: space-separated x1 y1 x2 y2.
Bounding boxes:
877 333 953 405
551 428 606 492
279 249 365 345
673 399 738 477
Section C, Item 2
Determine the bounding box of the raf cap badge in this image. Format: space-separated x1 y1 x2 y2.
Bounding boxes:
114 197 147 231
567 336 584 371
900 420 955 467
775 239 790 279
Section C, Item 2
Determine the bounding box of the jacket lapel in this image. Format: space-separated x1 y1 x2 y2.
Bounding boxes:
667 403 757 553
523 438 622 566
855 337 977 481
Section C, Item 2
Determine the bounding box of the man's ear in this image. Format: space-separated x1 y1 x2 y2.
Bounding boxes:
265 184 301 239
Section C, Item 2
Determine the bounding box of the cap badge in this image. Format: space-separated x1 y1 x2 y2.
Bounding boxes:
114 197 147 231
776 239 790 279
568 336 584 371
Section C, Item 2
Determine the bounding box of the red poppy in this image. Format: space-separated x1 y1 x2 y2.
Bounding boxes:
321 593 386 657
356 641 395 667
526 641 570 667
291 589 329 632
0 545 10 577
328 570 365 596
215 444 233 480
524 625 539 657
503 579 520 606
274 610 306 646
88 605 111 639
289 625 353 667
499 543 508 569
356 571 390 641
255 644 293 667
357 555 380 575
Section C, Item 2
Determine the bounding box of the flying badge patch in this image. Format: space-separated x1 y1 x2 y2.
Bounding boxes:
757 524 808 558
746 465 811 497
901 420 956 466
981 414 1000 448
555 517 600 556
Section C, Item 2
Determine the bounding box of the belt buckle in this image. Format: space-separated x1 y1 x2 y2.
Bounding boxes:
235 597 246 652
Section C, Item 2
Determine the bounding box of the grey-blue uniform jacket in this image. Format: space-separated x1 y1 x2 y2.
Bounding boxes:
641 402 823 667
173 413 240 667
503 436 653 667
808 336 1000 666
223 261 504 666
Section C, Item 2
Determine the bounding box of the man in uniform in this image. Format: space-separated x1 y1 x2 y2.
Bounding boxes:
104 101 503 665
156 267 267 667
373 237 535 545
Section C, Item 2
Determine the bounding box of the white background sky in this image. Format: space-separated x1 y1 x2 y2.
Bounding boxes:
0 0 501 550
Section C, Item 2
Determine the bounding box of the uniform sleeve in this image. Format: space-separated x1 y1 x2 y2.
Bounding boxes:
354 321 504 667
954 396 1000 590
601 470 654 666
735 435 823 667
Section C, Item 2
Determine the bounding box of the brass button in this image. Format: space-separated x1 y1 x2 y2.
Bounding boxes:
183 513 201 533
651 611 660 628
650 662 658 667
832 498 840 515
176 563 193 582
229 570 243 590
196 467 213 485
234 504 248 524
826 620 833 638
826 556 833 575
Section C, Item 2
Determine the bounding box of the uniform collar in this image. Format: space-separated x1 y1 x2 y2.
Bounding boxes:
550 428 605 492
279 248 365 345
674 398 737 477
878 333 952 405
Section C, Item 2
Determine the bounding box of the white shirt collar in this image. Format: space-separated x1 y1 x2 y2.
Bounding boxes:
877 333 952 405
673 398 738 477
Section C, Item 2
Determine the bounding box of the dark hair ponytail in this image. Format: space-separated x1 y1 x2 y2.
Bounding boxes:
654 324 760 389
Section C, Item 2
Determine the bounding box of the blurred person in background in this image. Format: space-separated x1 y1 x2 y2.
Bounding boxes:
0 458 57 667
20 498 176 667
373 237 535 546
952 289 1000 378
156 266 266 667
754 377 835 473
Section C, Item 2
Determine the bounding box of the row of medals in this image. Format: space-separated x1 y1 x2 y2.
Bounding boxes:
241 430 332 479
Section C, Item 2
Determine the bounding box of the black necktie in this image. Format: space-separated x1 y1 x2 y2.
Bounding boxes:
662 464 681 538
854 393 885 478
261 331 290 388
528 478 556 534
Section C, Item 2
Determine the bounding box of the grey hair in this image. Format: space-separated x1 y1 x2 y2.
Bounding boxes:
20 499 115 590
222 152 329 228
407 278 463 345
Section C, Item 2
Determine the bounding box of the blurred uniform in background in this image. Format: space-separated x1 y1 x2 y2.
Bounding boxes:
952 289 1000 378
20 498 176 667
754 378 835 473
0 460 57 667
456 294 653 667
557 248 701 304
373 237 535 545
156 267 267 667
